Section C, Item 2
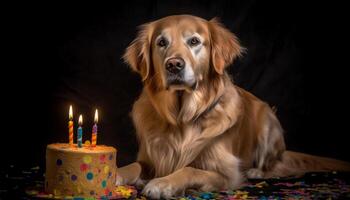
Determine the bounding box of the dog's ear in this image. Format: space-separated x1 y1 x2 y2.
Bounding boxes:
208 18 244 75
123 23 153 81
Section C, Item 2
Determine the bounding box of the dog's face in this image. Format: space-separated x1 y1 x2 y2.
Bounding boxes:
152 17 209 90
124 15 242 92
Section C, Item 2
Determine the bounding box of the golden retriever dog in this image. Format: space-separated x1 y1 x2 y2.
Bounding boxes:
117 15 350 199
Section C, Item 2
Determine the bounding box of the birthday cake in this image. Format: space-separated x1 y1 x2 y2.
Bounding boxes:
45 143 117 198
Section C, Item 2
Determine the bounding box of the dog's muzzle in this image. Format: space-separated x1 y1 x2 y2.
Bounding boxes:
166 57 185 74
165 57 197 91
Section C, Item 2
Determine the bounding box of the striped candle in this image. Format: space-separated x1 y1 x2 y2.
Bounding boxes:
91 109 98 147
77 115 83 148
68 105 74 146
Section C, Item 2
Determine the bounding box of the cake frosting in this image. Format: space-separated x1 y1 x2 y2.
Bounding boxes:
45 143 117 198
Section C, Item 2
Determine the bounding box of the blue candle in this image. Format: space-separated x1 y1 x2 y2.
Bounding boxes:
77 115 83 148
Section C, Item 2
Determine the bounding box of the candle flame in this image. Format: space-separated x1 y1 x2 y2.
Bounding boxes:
94 109 98 123
78 115 83 125
69 105 73 120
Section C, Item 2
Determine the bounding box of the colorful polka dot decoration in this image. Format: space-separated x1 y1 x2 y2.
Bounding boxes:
54 155 109 187
56 159 62 166
100 154 106 162
45 144 117 199
80 163 88 172
83 155 92 164
104 188 111 196
101 180 107 188
103 166 109 174
51 153 114 195
86 172 94 180
71 174 77 181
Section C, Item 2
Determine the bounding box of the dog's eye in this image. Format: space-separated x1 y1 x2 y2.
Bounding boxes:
157 38 168 47
189 37 200 46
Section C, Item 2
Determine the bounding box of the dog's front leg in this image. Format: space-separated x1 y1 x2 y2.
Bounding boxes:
116 162 143 186
142 167 230 199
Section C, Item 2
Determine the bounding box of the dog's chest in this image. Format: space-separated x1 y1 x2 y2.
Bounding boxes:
146 125 204 177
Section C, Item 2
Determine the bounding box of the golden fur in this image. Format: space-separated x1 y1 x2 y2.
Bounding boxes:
117 15 350 199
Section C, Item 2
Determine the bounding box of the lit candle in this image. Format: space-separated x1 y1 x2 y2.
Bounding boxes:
77 115 83 148
91 109 98 147
68 105 74 146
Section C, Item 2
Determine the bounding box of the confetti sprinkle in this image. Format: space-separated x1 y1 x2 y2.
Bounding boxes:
114 185 136 199
20 169 350 199
199 192 213 199
255 181 269 188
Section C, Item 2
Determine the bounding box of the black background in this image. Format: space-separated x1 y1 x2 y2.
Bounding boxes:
2 0 349 170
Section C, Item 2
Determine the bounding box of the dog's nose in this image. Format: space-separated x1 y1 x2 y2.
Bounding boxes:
166 57 185 74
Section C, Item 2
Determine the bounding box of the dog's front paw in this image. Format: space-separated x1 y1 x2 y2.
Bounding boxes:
246 168 264 179
116 173 147 188
142 177 180 199
115 173 125 186
135 178 148 189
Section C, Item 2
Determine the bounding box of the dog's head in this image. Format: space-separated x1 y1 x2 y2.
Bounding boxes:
124 15 243 92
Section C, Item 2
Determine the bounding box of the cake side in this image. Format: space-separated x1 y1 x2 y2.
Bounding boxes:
45 143 117 198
